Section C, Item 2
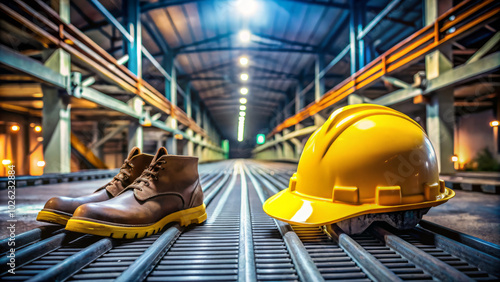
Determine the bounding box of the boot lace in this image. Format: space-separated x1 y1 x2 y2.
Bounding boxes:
130 160 166 191
107 159 134 187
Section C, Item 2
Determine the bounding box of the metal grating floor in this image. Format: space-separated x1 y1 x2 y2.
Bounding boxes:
1 160 499 281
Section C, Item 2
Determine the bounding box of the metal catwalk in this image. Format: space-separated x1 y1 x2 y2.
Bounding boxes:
0 160 499 281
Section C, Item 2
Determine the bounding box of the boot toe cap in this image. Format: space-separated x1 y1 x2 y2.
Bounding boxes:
43 197 78 215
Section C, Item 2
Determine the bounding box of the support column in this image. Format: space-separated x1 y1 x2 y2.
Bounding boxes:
349 0 366 74
348 94 364 105
163 53 174 100
425 0 454 174
314 55 325 102
128 97 143 151
41 0 71 174
195 105 202 158
166 55 178 155
202 111 209 161
184 83 194 156
282 129 294 160
293 83 305 159
123 0 141 78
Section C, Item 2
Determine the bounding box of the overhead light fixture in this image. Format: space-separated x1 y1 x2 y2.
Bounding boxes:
238 118 245 142
240 87 248 95
451 155 458 162
240 105 246 111
239 111 246 117
2 159 11 165
239 116 245 121
239 56 249 66
240 98 247 104
239 30 251 43
490 120 499 127
236 0 256 16
34 125 42 132
37 160 46 167
10 125 20 132
240 73 249 81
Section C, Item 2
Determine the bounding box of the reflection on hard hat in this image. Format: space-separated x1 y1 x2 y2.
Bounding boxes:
290 200 313 223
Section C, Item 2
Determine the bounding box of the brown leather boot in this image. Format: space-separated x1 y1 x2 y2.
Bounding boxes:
65 147 207 239
37 147 154 225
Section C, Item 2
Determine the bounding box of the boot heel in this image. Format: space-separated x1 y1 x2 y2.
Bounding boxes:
179 205 207 226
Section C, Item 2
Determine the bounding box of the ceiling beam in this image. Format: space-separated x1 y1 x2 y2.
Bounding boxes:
177 47 323 55
141 0 382 13
319 10 349 50
186 76 296 81
196 82 287 95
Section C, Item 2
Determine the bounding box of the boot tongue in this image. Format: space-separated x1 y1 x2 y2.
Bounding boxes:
127 147 141 160
152 147 168 162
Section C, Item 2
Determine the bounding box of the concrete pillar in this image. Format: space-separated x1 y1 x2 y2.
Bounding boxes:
425 0 455 174
41 0 71 173
128 97 143 151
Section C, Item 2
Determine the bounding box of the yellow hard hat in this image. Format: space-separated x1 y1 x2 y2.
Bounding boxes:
263 104 454 226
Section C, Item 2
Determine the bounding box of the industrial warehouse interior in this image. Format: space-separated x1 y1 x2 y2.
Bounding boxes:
0 0 499 280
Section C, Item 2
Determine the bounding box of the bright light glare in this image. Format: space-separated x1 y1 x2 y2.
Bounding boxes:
37 160 46 167
256 134 265 145
240 87 248 95
451 155 458 162
239 111 246 117
239 56 249 66
10 125 20 132
239 116 245 121
239 30 251 43
238 119 245 142
34 125 42 132
490 120 499 127
236 0 256 16
240 105 246 111
240 98 247 104
2 159 11 165
240 73 249 81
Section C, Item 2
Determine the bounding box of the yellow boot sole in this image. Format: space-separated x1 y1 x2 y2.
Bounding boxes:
65 204 207 239
37 210 72 226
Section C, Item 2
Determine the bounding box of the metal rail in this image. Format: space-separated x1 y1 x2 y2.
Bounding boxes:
0 161 499 281
268 0 499 137
244 164 325 282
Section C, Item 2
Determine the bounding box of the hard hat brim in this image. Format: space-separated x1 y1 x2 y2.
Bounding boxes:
263 187 455 226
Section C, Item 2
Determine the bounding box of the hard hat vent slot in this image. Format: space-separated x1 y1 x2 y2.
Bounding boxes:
333 186 359 204
376 186 402 205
